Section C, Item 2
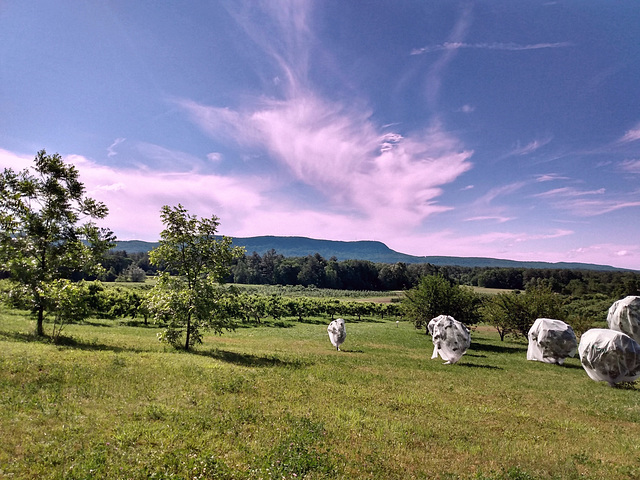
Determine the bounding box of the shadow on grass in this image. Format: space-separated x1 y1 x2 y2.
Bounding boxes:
0 329 139 353
118 320 157 328
457 362 503 370
0 330 43 344
83 320 114 328
233 320 297 329
195 348 311 369
469 338 527 355
557 362 584 370
614 381 640 390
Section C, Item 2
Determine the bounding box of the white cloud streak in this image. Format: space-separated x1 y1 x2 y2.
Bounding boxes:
618 122 640 144
411 41 573 55
620 159 640 173
107 138 125 157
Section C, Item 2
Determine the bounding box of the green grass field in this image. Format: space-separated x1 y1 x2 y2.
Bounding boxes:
1 307 639 480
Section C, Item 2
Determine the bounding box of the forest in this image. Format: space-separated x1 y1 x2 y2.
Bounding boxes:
102 247 640 298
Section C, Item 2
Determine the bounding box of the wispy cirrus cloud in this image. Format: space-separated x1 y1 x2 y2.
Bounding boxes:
617 122 640 144
508 138 552 156
411 41 573 55
423 4 473 106
464 215 514 223
532 187 606 199
179 1 474 234
620 159 640 173
533 186 640 216
535 173 570 182
179 95 473 231
475 181 527 205
107 138 125 157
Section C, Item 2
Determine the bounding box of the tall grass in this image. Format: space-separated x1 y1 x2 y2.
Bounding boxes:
1 307 639 479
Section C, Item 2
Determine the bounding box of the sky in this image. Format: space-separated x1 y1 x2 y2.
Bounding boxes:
2 1 640 270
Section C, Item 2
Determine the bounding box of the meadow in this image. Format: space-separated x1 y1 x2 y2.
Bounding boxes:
1 306 640 480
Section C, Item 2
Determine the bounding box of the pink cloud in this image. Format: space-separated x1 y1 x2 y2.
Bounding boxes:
531 186 640 216
464 215 514 223
618 123 640 143
532 187 605 199
179 93 473 231
620 159 640 173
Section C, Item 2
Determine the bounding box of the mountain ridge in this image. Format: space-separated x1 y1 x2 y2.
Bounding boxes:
113 236 631 272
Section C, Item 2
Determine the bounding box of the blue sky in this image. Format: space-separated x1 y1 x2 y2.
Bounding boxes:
2 1 640 269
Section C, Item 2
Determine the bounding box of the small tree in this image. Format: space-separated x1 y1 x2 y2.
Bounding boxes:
402 274 480 333
0 150 115 336
42 279 92 342
147 204 244 350
481 285 566 340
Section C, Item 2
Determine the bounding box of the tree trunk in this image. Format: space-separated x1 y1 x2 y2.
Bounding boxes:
184 313 191 350
36 305 45 336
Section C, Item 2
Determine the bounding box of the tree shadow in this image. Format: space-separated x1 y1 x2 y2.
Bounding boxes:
118 320 157 328
0 330 43 344
194 348 311 369
456 362 503 370
557 362 583 370
83 320 114 328
234 320 297 329
469 339 527 355
0 329 140 353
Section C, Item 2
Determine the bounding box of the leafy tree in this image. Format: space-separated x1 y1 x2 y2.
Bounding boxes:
118 264 146 282
402 274 481 333
42 279 92 341
481 285 566 340
147 204 244 350
0 150 115 336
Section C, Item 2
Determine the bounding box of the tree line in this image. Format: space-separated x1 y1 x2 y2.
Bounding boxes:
101 248 640 298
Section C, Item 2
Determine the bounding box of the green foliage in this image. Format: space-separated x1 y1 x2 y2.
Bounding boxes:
403 274 481 332
117 264 146 283
41 279 92 341
147 205 244 349
0 150 115 336
481 285 567 340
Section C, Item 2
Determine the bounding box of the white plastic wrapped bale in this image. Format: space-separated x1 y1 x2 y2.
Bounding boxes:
607 296 640 344
527 318 577 365
327 318 346 351
428 315 453 335
578 328 640 386
431 316 471 364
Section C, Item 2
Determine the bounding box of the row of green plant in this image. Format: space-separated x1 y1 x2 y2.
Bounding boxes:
231 283 402 300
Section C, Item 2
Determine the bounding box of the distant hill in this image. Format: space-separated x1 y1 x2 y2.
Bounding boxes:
112 236 630 271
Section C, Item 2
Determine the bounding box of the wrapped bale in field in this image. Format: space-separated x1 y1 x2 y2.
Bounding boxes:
607 296 640 344
327 318 346 351
428 315 453 335
578 328 640 386
527 318 577 365
431 316 471 364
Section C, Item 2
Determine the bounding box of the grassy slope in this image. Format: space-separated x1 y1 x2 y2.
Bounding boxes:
1 309 639 479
